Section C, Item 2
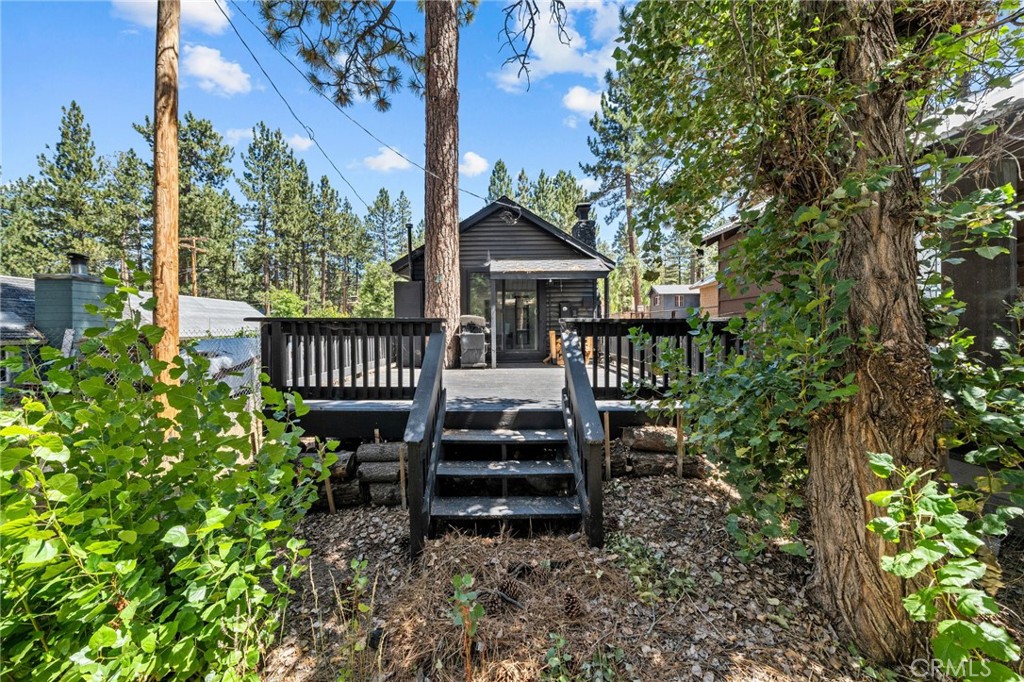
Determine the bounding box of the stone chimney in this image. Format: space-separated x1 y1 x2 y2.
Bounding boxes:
571 202 596 247
33 253 113 347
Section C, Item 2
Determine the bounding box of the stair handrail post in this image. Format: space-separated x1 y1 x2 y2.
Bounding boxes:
560 326 605 548
404 328 446 558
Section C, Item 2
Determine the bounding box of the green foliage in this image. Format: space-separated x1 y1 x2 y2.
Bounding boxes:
866 455 1022 680
353 261 397 318
269 287 308 317
0 271 328 681
608 534 693 603
541 634 638 682
450 573 484 682
335 559 377 682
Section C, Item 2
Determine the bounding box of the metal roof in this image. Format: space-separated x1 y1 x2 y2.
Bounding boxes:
485 257 612 279
0 276 45 343
129 292 263 339
649 283 699 296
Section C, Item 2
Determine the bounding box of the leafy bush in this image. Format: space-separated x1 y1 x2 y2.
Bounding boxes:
0 271 328 681
607 533 693 603
866 452 1022 680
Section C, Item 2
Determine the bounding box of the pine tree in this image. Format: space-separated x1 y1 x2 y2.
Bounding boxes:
0 177 59 276
36 101 107 268
104 149 151 280
353 260 397 317
487 159 514 201
551 170 585 232
515 169 532 207
364 188 403 263
581 70 657 310
531 169 555 218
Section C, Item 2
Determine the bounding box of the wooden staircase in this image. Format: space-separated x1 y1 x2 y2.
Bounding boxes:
427 425 583 528
406 329 605 557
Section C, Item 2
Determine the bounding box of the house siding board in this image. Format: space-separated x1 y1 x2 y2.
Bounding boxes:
545 278 598 332
460 213 589 268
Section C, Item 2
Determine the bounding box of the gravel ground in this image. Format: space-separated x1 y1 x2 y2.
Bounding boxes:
260 475 888 682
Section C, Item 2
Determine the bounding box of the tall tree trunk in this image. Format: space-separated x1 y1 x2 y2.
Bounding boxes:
153 0 180 384
624 170 641 311
804 0 941 662
424 0 460 367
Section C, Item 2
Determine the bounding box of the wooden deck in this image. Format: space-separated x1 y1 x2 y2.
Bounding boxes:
297 365 649 442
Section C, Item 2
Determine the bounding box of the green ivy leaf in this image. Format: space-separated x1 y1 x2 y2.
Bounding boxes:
975 245 1007 260
88 625 118 651
20 539 58 566
226 576 246 602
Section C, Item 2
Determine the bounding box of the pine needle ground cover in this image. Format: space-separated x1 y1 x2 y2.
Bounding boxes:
262 476 902 682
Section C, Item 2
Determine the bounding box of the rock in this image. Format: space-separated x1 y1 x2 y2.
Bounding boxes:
369 483 401 506
359 462 402 483
622 426 678 453
357 442 404 463
330 450 357 480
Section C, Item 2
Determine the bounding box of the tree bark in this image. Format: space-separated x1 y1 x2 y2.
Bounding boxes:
624 170 642 311
153 0 180 384
803 0 941 663
424 0 460 367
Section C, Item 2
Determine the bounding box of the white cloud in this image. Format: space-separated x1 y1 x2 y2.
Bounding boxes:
362 147 412 172
287 134 314 152
580 176 601 193
492 0 623 92
223 127 254 146
183 44 252 97
563 85 602 115
563 115 578 129
458 151 489 177
111 0 230 35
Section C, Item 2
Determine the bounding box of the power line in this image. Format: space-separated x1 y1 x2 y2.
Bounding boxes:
227 0 505 211
216 1 370 210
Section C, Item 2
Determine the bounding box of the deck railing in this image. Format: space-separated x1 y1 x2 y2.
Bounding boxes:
257 318 444 400
405 330 446 557
561 317 742 399
561 328 604 547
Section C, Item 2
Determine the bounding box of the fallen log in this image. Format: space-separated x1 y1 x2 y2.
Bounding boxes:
357 442 404 463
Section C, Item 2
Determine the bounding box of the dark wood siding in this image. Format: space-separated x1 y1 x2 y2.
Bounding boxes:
411 212 597 280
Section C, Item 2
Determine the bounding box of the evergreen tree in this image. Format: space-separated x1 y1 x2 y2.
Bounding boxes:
364 188 403 263
515 169 532 206
581 70 657 310
0 177 59 276
103 149 151 280
487 159 514 201
35 101 107 268
531 169 555 220
395 190 414 257
239 123 299 311
136 113 243 298
550 170 586 232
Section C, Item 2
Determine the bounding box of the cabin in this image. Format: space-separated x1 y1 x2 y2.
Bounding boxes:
648 283 700 319
391 197 615 365
700 218 780 318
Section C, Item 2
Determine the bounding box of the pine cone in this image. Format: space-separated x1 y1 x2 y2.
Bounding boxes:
498 576 524 603
564 591 584 618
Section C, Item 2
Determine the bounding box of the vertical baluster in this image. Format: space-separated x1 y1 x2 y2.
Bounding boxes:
419 323 426 390
407 322 414 391
348 327 357 397
397 322 405 395
627 324 634 390
288 322 299 391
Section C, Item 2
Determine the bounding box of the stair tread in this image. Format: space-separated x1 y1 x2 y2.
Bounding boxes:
431 496 581 519
437 459 574 477
442 429 567 443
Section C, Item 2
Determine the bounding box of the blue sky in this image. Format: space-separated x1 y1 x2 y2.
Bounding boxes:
2 0 623 240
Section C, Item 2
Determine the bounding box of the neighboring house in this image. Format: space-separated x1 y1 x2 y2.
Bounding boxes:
0 275 46 387
0 260 263 393
648 283 700 318
700 217 781 318
391 197 615 364
695 275 720 318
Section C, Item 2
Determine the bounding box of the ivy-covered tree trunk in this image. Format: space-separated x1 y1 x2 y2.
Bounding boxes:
424 0 460 367
804 0 942 662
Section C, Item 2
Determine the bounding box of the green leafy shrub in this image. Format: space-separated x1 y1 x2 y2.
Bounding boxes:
0 271 329 681
866 452 1022 680
449 573 484 682
541 633 637 682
